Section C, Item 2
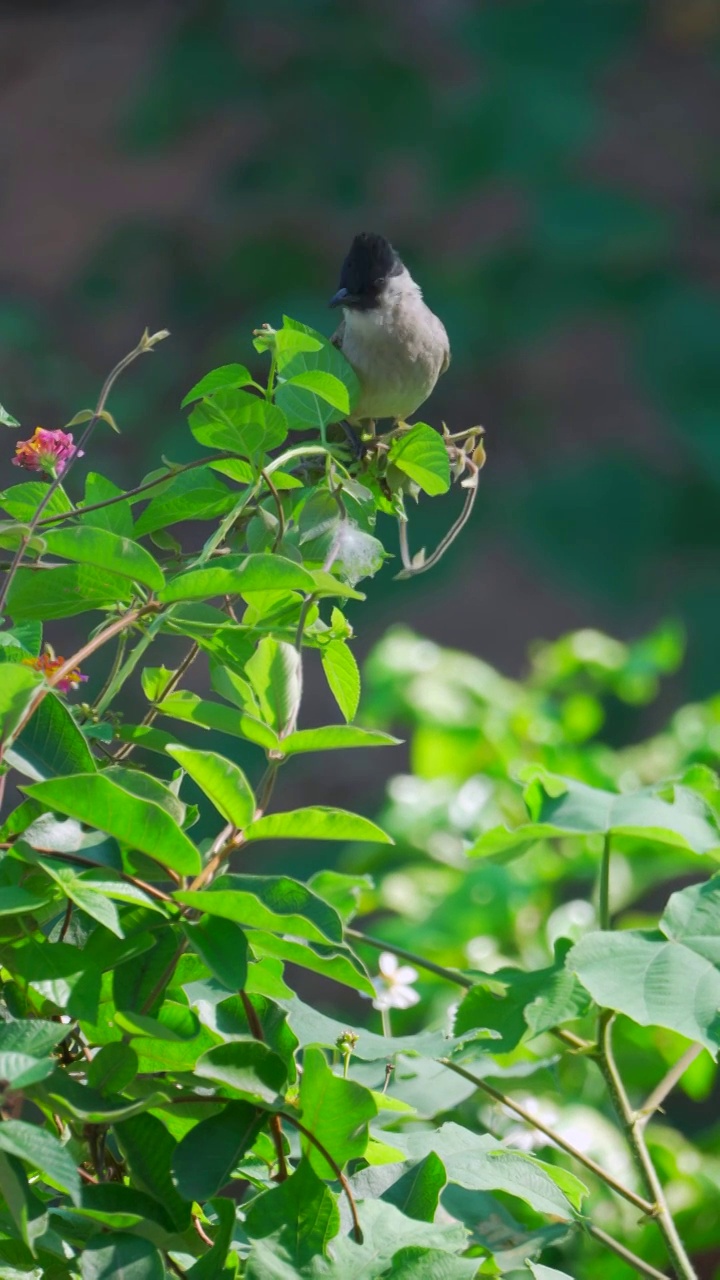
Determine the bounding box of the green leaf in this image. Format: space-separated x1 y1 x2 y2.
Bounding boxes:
0 481 72 522
245 806 393 845
71 1181 175 1234
389 425 451 496
351 1152 447 1223
274 322 360 430
321 640 361 723
81 1235 165 1280
568 929 720 1053
279 725 401 755
247 931 375 997
24 774 201 876
86 1042 138 1094
0 1050 56 1090
0 664 42 746
158 689 279 751
114 1112 191 1230
42 527 164 590
0 884 52 916
172 1100 264 1200
7 565 134 620
0 401 20 428
80 472 134 536
158 554 315 603
0 1150 47 1256
454 948 590 1051
279 369 351 414
383 1248 479 1279
0 1118 81 1201
37 1069 158 1124
189 388 288 456
527 1264 574 1280
114 723 182 756
441 1185 568 1271
245 637 301 735
5 689 97 781
184 915 249 990
38 860 123 937
134 469 234 536
660 875 720 964
186 1197 236 1280
12 939 101 1020
0 1019 70 1058
195 1039 287 1103
390 1124 583 1220
182 363 255 407
244 1158 339 1264
471 770 720 859
176 874 343 944
298 1046 376 1176
166 744 255 828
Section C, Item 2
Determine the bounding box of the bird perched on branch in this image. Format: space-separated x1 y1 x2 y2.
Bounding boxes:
329 232 450 434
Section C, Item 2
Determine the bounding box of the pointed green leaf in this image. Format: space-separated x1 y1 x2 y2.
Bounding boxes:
24 774 201 875
0 1118 81 1201
158 554 315 603
158 689 279 751
182 363 254 407
42 527 164 590
7 564 134 620
279 725 401 755
176 874 342 944
86 1042 138 1094
245 806 393 845
298 1047 376 1176
196 1040 287 1103
246 637 301 734
244 1158 340 1263
134 468 234 536
248 931 374 996
184 915 249 990
81 1234 165 1280
114 1112 191 1230
321 639 361 723
660 875 720 964
389 425 451 495
80 472 133 536
166 744 255 828
0 664 42 746
172 1100 264 1200
5 689 97 781
0 480 72 521
189 389 287 455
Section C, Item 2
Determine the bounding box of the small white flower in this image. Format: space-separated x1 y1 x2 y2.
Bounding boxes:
371 951 420 1012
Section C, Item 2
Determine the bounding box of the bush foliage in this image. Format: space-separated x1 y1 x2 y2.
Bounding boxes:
0 323 715 1279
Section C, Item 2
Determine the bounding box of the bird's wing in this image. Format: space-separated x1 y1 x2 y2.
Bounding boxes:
440 324 451 375
330 318 345 350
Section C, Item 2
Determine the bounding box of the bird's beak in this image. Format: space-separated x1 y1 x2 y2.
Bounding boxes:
329 287 349 309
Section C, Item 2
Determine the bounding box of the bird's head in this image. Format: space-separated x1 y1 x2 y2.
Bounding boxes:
329 232 404 311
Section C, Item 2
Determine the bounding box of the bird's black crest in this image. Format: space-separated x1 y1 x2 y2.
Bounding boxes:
336 233 403 308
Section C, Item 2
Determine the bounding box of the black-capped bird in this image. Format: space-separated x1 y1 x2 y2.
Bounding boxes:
330 232 450 433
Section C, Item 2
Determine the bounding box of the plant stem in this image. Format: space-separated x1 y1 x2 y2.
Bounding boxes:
0 329 167 616
239 990 288 1182
380 1006 392 1039
111 639 199 762
598 1013 698 1280
639 1045 703 1123
599 833 611 929
584 1223 670 1280
278 1112 362 1244
346 927 473 989
437 1056 654 1215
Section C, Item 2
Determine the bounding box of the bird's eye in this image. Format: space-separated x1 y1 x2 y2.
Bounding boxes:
374 276 386 287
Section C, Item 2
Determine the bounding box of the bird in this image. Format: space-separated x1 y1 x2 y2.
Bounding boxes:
329 232 450 434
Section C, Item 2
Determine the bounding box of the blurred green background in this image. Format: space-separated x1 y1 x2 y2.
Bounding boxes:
1 0 720 694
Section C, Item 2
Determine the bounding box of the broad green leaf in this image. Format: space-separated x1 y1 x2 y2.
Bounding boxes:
71 1182 175 1235
37 1070 158 1124
114 723 182 756
7 564 133 620
24 774 201 876
0 884 52 916
81 1234 165 1280
158 689 279 750
176 874 343 944
114 1003 199 1041
184 915 249 990
195 1039 287 1103
115 1112 190 1230
6 689 97 781
471 771 720 859
0 1019 70 1058
279 369 351 413
527 1264 574 1280
113 928 180 1017
210 664 260 714
0 1118 81 1201
350 1152 447 1224
384 1248 479 1279
660 875 720 964
310 569 365 601
274 322 359 430
86 1042 138 1094
0 1149 48 1255
0 1051 55 1090
245 806 393 845
307 870 372 922
279 726 401 755
166 744 255 828
158 554 315 603
11 939 101 1020
321 639 361 723
390 1124 584 1220
189 388 287 455
244 1158 339 1264
0 664 42 746
0 481 72 522
298 1046 376 1177
38 860 123 937
186 1196 236 1280
389 425 451 496
141 665 176 702
134 468 234 536
568 929 720 1053
182 363 254 407
80 472 133 536
172 1100 264 1200
441 1185 568 1272
454 949 590 1051
42 527 164 590
245 637 301 735
247 931 375 997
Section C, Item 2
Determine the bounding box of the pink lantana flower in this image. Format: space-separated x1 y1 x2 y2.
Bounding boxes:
13 427 83 477
22 652 88 695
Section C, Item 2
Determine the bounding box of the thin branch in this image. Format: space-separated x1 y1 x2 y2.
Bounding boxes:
0 329 168 615
346 927 473 989
599 834 611 930
395 466 480 579
584 1222 670 1280
112 640 199 762
239 990 288 1182
11 846 175 904
278 1111 362 1244
58 899 73 943
639 1045 703 1125
598 1013 698 1280
260 468 286 550
437 1057 654 1216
